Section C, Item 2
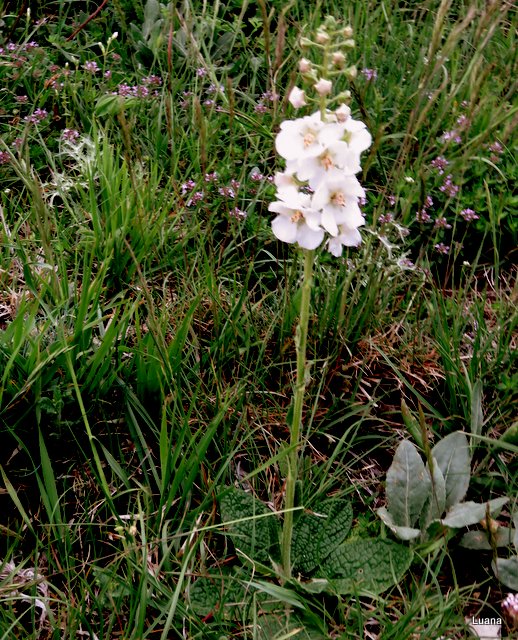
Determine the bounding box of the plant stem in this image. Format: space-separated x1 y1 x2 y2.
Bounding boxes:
281 248 315 579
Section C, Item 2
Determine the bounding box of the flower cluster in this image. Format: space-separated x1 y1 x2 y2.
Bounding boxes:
269 107 371 255
269 18 371 256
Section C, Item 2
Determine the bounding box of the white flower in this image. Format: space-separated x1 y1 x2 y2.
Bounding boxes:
288 86 307 108
327 226 363 255
269 187 324 249
275 113 325 161
314 78 333 96
311 174 365 236
341 118 372 155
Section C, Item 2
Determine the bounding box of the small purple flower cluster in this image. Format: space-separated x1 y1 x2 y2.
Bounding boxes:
459 208 479 222
441 129 462 144
0 151 10 165
24 108 48 124
430 155 449 175
434 242 450 254
434 216 451 230
488 140 504 163
83 60 100 73
254 90 279 115
416 194 434 224
439 174 460 198
62 128 80 142
361 68 377 82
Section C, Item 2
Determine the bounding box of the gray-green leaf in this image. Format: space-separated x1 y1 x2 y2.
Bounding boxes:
319 539 413 595
460 528 515 550
377 507 421 540
292 499 352 574
431 432 470 509
386 440 431 527
421 457 446 528
441 497 509 528
493 556 518 590
220 488 280 563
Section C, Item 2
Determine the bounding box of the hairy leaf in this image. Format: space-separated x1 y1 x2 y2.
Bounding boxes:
377 507 421 540
442 497 509 528
386 440 431 527
493 556 518 590
421 457 446 529
431 432 470 509
292 499 353 574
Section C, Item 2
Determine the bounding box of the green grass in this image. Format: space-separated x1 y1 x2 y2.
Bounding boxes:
0 0 517 638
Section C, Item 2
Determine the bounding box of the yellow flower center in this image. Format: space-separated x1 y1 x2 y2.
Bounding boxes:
290 210 304 223
303 130 316 148
331 191 345 207
320 151 334 171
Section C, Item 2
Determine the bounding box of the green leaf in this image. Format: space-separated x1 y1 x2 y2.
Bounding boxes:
421 457 446 529
189 574 246 618
377 507 421 540
220 487 280 563
319 539 413 595
460 528 515 550
386 440 431 528
441 497 509 528
292 499 353 574
493 556 518 590
431 432 470 509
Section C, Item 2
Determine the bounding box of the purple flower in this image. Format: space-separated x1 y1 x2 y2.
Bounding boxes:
378 213 394 224
430 155 449 174
434 243 450 254
196 67 207 77
439 175 460 198
254 103 268 114
204 172 218 183
434 217 452 229
62 128 80 142
24 108 48 123
181 179 196 194
187 191 204 206
424 195 434 209
460 208 479 222
361 68 377 81
104 70 112 78
387 194 396 206
15 95 28 103
0 151 10 165
229 207 247 219
397 257 414 269
441 129 461 144
456 114 470 128
489 141 503 154
416 209 432 223
250 170 264 182
12 137 23 150
218 186 236 198
261 90 279 102
83 60 100 73
143 75 162 86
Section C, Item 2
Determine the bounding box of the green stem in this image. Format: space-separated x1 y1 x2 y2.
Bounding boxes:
281 249 315 579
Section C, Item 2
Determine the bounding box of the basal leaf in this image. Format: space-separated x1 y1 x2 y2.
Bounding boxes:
493 556 518 590
220 487 280 563
460 528 515 551
319 539 413 595
386 440 431 528
189 574 246 618
442 497 509 528
431 432 470 509
421 457 446 529
292 499 353 574
377 506 421 540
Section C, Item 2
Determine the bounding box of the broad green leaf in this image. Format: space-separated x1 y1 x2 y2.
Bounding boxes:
386 440 431 527
431 432 470 509
292 499 353 574
189 574 246 618
493 556 518 590
377 507 421 540
442 497 509 528
421 458 446 529
220 487 280 563
460 528 515 550
319 539 413 595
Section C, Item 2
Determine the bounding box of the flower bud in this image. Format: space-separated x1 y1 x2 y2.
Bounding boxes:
299 37 313 49
343 39 355 49
314 78 333 96
316 30 330 44
288 86 307 108
345 66 357 80
342 26 354 38
298 57 312 73
331 52 346 68
335 104 351 122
